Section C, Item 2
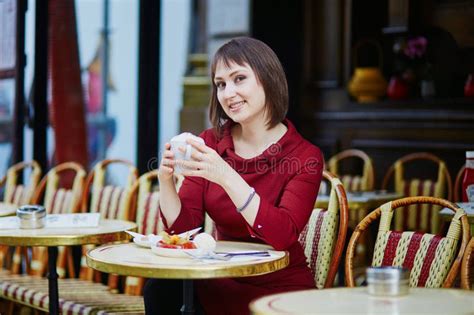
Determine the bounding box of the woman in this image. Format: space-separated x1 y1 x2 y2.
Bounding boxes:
145 37 323 315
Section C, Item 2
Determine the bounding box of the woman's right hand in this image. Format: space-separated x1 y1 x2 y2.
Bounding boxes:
158 143 175 182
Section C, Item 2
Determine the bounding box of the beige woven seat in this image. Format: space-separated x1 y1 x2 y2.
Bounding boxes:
298 170 349 288
382 152 453 233
346 196 470 288
461 236 474 290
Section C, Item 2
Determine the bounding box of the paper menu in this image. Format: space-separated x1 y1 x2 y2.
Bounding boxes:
0 213 101 229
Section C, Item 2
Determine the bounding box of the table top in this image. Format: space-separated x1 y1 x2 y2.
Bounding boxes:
0 202 17 217
0 219 136 246
86 241 289 280
440 202 474 223
249 287 474 315
316 191 402 209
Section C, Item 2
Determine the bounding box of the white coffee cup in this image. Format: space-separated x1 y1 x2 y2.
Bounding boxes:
169 132 205 174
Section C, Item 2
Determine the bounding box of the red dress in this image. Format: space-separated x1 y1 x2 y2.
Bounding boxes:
163 119 323 315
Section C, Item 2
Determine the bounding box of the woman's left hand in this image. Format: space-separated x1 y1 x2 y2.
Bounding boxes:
177 139 235 186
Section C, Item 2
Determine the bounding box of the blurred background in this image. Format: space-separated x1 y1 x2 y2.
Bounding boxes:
0 0 473 186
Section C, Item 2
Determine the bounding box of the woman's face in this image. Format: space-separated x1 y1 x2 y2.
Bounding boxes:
214 60 267 126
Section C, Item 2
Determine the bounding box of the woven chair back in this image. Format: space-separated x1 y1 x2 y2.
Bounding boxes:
28 162 86 278
298 170 348 288
345 196 470 288
327 149 375 193
1 160 42 205
381 152 453 233
82 159 138 220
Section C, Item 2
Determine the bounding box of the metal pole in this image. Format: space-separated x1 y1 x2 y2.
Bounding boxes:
47 246 59 315
32 0 49 171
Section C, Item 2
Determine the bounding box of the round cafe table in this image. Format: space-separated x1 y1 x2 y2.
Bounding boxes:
0 202 17 217
87 241 289 315
249 287 474 315
0 219 136 315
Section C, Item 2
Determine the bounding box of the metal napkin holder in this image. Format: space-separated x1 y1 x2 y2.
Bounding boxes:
366 266 409 296
17 205 46 229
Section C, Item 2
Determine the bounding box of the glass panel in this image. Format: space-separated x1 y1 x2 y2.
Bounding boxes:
77 0 138 172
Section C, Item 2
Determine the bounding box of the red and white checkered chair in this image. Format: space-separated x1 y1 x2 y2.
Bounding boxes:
346 196 470 288
299 170 349 288
382 152 453 233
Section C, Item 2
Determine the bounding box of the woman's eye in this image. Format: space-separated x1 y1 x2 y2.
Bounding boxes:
215 81 225 89
235 75 246 83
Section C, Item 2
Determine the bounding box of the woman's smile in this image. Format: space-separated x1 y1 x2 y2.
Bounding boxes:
229 101 246 112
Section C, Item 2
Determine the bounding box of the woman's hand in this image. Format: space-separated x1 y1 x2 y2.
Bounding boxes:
158 143 175 182
177 139 236 186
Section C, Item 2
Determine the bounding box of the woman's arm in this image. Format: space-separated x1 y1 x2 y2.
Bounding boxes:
178 139 323 250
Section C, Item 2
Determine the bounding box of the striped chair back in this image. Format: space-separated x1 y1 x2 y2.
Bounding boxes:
79 159 137 281
1 160 42 206
346 196 470 288
32 162 86 214
382 152 453 233
122 171 184 295
0 161 41 274
327 149 375 193
298 171 348 288
83 159 138 220
134 171 163 235
29 162 86 278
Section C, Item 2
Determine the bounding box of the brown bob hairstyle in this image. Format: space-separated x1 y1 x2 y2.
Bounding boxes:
209 37 288 136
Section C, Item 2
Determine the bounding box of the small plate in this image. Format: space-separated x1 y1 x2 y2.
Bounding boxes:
133 237 152 248
151 245 202 258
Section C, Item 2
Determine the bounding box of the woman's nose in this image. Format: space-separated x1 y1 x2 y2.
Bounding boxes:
223 83 236 98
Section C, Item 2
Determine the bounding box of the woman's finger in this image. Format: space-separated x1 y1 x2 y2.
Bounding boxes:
186 139 210 153
161 158 176 167
176 159 204 171
162 150 175 158
189 150 204 161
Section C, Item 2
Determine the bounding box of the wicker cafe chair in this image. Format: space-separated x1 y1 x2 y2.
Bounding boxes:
345 196 470 288
0 160 42 206
461 237 474 290
0 161 41 275
123 171 202 295
327 149 375 228
79 158 138 282
381 152 453 233
27 162 86 278
121 170 163 296
299 170 349 288
454 165 466 202
327 149 375 193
